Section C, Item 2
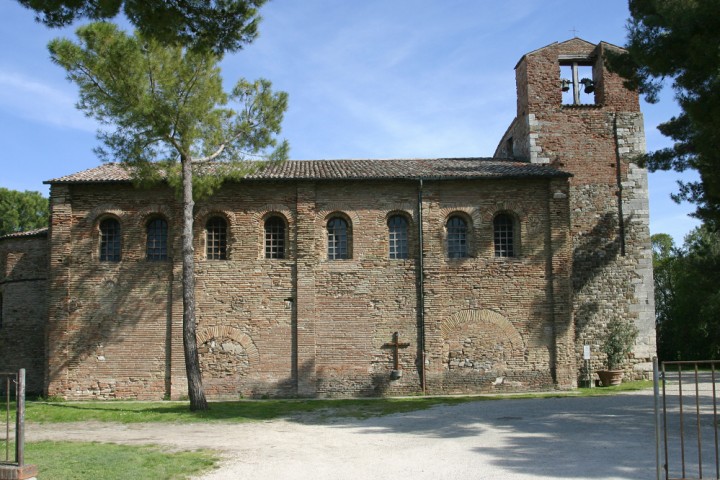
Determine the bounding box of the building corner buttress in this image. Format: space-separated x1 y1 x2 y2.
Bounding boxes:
46 183 73 397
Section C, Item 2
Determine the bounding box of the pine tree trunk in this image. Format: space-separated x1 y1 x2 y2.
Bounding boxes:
181 155 208 411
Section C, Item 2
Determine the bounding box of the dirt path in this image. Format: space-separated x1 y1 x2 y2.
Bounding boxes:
27 391 657 479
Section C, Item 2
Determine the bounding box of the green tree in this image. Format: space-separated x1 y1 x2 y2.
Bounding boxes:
651 233 675 329
18 0 267 54
652 233 679 359
653 227 720 361
608 0 720 229
0 188 49 237
49 22 288 410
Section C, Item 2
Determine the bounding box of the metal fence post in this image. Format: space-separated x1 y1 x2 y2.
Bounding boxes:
16 369 25 467
654 357 661 480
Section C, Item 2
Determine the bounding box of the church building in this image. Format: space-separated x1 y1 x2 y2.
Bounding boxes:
0 38 655 399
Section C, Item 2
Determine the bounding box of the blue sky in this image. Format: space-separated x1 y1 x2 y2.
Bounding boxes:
0 0 700 243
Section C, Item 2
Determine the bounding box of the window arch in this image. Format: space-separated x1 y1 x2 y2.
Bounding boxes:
99 217 121 262
264 216 286 259
388 214 409 259
146 218 168 261
447 215 468 258
494 213 516 258
327 216 350 260
206 217 227 260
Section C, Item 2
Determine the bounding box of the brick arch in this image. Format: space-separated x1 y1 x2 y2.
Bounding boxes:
438 206 482 227
384 204 415 222
480 201 528 223
84 205 126 227
441 308 525 351
136 205 173 226
317 207 360 226
196 326 260 364
194 206 237 225
251 204 293 224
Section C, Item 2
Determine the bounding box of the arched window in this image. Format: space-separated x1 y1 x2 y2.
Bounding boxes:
206 217 227 260
265 216 286 259
146 218 168 261
327 217 350 260
494 213 515 258
388 215 408 259
99 218 121 262
447 215 468 258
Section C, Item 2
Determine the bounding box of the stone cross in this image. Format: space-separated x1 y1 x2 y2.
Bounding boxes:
382 331 410 371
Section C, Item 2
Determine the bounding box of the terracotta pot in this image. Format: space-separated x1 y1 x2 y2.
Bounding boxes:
597 370 624 387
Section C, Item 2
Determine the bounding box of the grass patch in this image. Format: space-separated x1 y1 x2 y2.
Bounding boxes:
25 441 218 480
23 381 653 424
26 396 479 423
577 380 653 395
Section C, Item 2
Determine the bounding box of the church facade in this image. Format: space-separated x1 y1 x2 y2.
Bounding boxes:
0 38 655 399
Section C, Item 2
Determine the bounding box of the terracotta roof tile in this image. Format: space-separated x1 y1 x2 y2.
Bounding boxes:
45 158 570 184
0 227 49 240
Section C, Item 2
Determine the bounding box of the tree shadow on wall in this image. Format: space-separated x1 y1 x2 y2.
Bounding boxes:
572 212 625 339
48 257 176 396
572 212 622 294
1 239 48 395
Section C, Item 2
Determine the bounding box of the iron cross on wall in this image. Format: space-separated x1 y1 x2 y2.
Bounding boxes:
382 332 410 379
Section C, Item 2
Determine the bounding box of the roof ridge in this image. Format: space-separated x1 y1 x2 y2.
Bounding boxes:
45 158 570 184
0 227 49 240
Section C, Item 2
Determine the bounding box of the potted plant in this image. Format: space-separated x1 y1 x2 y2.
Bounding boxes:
597 318 639 386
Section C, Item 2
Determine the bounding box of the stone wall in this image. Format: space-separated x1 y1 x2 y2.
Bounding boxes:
44 175 572 399
0 231 48 394
495 39 655 379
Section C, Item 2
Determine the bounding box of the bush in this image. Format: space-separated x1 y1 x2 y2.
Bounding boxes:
602 319 639 370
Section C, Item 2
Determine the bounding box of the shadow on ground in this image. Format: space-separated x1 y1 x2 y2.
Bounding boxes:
333 392 657 479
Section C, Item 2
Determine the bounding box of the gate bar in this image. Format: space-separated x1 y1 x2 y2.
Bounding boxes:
662 362 669 480
679 364 686 479
654 357 661 480
712 363 718 480
4 374 9 463
16 369 25 467
662 360 720 479
694 364 702 478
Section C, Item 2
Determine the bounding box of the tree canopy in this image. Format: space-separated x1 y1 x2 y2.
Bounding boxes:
652 228 720 361
0 188 49 237
49 22 288 185
19 0 267 54
609 0 720 229
49 22 288 410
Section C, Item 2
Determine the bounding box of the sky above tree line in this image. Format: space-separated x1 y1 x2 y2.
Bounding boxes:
0 0 700 243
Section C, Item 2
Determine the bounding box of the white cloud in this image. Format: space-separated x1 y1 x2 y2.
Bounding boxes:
0 71 96 132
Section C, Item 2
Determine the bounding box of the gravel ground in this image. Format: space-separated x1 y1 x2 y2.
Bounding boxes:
27 390 660 480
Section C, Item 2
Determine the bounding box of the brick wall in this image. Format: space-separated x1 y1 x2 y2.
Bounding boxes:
0 232 48 394
42 175 572 399
496 39 655 379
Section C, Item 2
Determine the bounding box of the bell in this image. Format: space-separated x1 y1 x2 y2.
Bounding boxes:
580 78 595 94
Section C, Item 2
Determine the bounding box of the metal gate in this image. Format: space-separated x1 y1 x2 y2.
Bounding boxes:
1 369 27 467
655 359 719 480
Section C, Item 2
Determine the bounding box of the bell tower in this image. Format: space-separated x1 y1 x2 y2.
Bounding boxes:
495 38 656 379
